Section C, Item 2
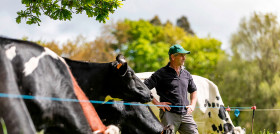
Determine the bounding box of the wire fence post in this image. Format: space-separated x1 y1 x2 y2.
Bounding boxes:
251 105 256 134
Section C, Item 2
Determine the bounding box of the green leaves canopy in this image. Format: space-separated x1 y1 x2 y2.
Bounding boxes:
110 19 224 76
17 0 123 25
181 36 224 79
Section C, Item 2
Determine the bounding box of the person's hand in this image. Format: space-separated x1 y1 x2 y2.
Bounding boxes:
155 102 172 112
186 105 195 114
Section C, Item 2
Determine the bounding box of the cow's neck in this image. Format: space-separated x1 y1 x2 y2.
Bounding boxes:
67 60 112 102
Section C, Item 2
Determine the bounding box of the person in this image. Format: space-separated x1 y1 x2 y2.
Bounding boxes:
144 44 198 134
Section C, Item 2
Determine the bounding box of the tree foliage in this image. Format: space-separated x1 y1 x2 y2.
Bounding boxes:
231 12 280 85
110 19 170 72
150 15 162 26
39 35 115 62
16 0 123 25
176 16 195 35
215 12 280 132
107 19 224 75
181 36 224 79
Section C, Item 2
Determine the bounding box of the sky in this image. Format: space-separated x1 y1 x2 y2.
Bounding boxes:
1 0 280 51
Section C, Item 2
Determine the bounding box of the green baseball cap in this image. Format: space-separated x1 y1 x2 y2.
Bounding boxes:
168 44 190 55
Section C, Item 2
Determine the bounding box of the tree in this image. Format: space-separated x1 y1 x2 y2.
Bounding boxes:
161 22 187 45
231 12 280 85
112 19 170 72
176 16 195 35
163 20 173 26
16 0 124 25
215 12 280 132
150 15 162 26
181 36 224 79
39 40 63 55
106 19 224 75
39 35 115 62
73 37 116 62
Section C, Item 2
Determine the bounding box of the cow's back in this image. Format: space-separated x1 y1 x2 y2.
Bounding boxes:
191 75 233 133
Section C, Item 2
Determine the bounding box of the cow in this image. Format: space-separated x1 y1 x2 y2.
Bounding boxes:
0 45 36 134
64 56 153 104
65 58 173 134
0 37 118 134
135 72 246 134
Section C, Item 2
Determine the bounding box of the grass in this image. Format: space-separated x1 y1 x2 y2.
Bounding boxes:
0 118 7 134
0 114 278 134
258 129 279 134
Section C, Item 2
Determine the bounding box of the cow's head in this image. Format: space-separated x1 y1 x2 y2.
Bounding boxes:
108 54 152 103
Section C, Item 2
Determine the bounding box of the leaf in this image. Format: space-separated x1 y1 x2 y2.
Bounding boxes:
17 0 123 25
15 16 22 24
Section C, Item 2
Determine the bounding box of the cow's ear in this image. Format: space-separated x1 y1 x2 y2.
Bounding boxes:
113 54 128 76
116 54 126 64
113 61 127 76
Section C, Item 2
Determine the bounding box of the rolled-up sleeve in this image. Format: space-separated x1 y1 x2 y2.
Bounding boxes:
188 76 197 93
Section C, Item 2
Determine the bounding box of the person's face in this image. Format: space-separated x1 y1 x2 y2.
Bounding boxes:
171 53 186 66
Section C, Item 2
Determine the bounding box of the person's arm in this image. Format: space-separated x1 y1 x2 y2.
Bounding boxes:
186 91 197 114
144 73 157 90
152 98 171 112
144 72 172 111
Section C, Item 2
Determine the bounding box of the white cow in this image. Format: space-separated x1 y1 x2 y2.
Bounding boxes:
136 72 245 134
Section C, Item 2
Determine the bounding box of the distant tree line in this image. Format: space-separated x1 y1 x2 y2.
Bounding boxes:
150 15 195 35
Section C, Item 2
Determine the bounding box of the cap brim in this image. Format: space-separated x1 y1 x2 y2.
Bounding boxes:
179 50 191 54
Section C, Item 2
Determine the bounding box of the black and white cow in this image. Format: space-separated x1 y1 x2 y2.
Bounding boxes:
64 57 153 104
0 44 36 134
65 58 173 134
136 72 246 134
0 37 118 134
